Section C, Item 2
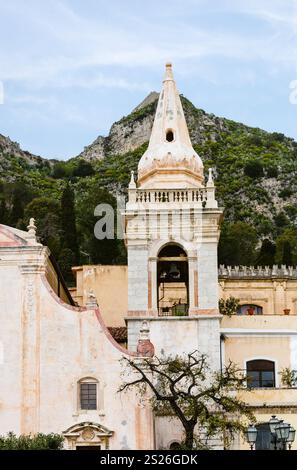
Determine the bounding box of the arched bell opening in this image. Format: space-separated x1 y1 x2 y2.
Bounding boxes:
157 244 189 316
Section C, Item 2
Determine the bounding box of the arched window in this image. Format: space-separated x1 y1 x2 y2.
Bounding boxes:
157 244 188 317
78 378 98 410
238 304 263 315
247 360 275 388
166 130 174 142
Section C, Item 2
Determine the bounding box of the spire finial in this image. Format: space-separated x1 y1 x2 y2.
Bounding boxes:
129 170 136 189
137 321 154 357
207 168 214 187
164 62 174 81
26 218 37 243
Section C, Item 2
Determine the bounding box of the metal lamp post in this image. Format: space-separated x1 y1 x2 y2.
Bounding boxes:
275 421 291 450
269 415 281 450
287 426 296 450
245 424 258 450
246 416 296 450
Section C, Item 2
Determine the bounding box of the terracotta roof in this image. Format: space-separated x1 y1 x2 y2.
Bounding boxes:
108 327 127 343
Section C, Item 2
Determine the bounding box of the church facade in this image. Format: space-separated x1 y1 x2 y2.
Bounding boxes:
1 64 297 450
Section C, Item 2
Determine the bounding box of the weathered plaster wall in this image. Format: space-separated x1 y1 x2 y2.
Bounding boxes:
0 241 153 450
127 317 221 370
127 246 148 313
71 265 128 326
197 241 219 310
220 278 297 315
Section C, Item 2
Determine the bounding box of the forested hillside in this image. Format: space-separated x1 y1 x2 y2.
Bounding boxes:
1 94 297 283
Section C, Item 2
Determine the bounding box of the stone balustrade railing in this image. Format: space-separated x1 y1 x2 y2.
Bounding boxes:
219 265 297 279
127 186 218 209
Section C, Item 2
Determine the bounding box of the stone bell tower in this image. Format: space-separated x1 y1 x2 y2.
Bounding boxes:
124 63 223 366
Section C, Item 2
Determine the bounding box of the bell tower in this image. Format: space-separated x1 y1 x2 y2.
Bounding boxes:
124 64 223 366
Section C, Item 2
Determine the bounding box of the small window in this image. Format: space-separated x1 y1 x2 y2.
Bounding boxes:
80 383 97 410
166 130 174 142
238 304 263 315
247 360 275 388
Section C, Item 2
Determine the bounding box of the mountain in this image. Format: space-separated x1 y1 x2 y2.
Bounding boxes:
76 93 297 227
0 134 52 182
1 93 297 271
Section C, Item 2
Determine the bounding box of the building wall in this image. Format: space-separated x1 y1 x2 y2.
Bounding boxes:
71 265 128 327
0 241 153 450
127 317 221 370
219 278 297 315
127 246 149 314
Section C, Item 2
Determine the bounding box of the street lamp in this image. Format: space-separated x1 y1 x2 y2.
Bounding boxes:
245 424 258 450
275 421 290 450
287 426 296 450
269 415 280 434
269 415 281 450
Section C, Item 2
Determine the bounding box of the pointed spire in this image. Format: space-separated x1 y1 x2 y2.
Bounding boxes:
129 170 136 189
26 218 38 244
137 63 204 189
164 62 174 81
207 168 214 187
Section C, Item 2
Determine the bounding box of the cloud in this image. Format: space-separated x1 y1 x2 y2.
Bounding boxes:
1 0 297 90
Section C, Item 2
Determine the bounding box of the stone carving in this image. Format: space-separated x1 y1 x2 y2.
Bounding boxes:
82 428 95 441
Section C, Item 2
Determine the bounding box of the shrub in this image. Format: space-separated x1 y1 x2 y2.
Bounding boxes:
266 166 278 178
244 160 264 178
280 368 297 388
219 297 240 317
0 432 64 450
72 160 95 177
278 188 293 199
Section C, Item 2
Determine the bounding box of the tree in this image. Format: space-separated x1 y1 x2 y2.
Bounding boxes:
51 162 69 179
219 297 240 316
218 222 258 266
275 228 297 266
23 197 62 260
0 197 8 225
244 160 264 178
76 186 125 265
282 240 292 266
10 183 33 227
256 239 276 267
60 184 79 265
72 160 95 178
119 351 254 449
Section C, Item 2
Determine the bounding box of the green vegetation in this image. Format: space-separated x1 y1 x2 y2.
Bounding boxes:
0 432 64 450
219 297 240 317
119 351 254 450
1 94 297 282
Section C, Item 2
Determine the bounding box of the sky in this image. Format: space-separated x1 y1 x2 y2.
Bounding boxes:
0 0 297 160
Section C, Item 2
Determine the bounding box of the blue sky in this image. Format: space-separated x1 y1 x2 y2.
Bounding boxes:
0 0 297 160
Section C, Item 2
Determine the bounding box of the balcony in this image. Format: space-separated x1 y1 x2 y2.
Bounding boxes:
127 186 218 209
